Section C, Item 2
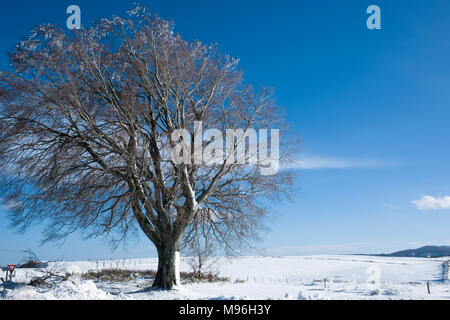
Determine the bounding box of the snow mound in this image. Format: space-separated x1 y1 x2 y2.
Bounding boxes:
1 279 112 300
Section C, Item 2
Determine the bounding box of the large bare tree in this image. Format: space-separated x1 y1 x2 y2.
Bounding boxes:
0 7 296 289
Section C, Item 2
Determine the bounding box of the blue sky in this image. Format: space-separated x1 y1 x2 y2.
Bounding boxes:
1 0 450 264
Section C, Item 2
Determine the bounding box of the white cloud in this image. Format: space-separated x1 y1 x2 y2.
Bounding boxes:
412 195 450 211
282 155 385 170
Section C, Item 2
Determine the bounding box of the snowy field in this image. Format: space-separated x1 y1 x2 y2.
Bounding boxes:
1 255 450 300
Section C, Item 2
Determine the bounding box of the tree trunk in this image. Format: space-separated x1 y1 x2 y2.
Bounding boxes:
152 237 179 289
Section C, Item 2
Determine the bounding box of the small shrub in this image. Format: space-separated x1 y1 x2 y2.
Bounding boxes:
81 268 231 284
28 270 73 287
18 260 49 269
18 250 49 268
369 289 381 296
180 271 230 283
81 269 156 282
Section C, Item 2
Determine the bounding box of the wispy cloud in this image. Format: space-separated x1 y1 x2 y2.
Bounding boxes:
412 195 450 211
282 155 386 170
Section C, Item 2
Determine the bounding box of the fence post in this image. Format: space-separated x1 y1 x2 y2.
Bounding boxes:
427 281 430 294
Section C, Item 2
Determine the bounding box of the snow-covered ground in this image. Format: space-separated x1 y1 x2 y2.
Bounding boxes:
1 255 450 300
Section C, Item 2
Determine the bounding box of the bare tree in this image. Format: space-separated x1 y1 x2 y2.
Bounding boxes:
0 7 296 289
184 231 219 276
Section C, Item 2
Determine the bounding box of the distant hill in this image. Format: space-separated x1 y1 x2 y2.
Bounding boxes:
375 246 450 258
